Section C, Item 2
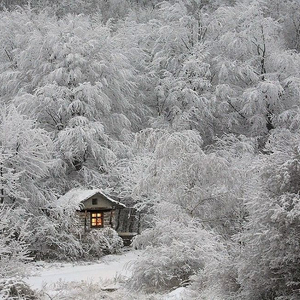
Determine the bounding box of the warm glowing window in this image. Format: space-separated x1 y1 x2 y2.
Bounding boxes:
91 212 103 228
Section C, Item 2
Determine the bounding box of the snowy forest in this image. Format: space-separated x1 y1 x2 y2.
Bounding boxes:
1 0 300 299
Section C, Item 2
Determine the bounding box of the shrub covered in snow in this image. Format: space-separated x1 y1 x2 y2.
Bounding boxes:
28 215 123 260
188 250 240 300
0 205 31 278
27 205 85 261
236 193 300 299
0 279 37 300
234 131 300 300
129 214 227 293
83 228 123 258
0 206 36 299
188 130 300 300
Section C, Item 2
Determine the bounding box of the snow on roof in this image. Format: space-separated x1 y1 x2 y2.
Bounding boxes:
57 188 126 209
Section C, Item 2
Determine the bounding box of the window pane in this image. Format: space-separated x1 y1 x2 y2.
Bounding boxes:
91 211 103 227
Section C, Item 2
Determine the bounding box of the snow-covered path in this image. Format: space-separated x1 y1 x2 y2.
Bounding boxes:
24 250 141 291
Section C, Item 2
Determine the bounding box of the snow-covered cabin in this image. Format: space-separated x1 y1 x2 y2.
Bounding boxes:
57 188 126 231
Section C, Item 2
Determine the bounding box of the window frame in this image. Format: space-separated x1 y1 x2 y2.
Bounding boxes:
90 211 103 228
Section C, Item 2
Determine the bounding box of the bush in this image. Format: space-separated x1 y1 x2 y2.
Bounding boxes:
83 228 123 258
129 218 227 293
234 130 300 300
0 206 31 278
25 201 124 261
188 248 240 300
0 279 37 300
27 210 85 261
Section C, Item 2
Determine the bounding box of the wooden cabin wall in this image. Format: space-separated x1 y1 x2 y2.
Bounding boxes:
103 212 111 227
77 211 88 230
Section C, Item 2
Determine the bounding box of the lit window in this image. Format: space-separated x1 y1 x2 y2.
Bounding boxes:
91 211 103 228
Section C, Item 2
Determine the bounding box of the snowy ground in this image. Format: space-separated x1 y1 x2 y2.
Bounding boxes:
24 249 140 291
23 250 188 300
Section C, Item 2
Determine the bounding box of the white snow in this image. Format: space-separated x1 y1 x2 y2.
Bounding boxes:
163 287 188 300
24 250 141 291
23 250 190 299
56 188 126 208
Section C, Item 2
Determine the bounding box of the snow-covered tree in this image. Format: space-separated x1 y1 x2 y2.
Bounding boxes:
209 1 300 141
0 205 30 278
1 2 300 299
0 105 54 204
0 10 146 186
116 129 252 237
142 2 216 142
235 129 300 299
130 213 227 292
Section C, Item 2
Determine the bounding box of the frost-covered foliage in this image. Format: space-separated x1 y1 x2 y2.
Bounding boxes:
0 106 78 261
0 205 30 278
188 254 239 300
129 1 217 143
83 228 123 257
117 129 252 238
0 105 55 201
129 205 227 293
118 129 260 297
0 9 145 187
1 0 300 299
0 279 37 300
115 129 256 295
187 129 300 299
27 206 84 261
234 129 300 300
27 204 123 260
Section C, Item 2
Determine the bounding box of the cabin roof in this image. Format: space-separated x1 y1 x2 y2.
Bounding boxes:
57 188 126 209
